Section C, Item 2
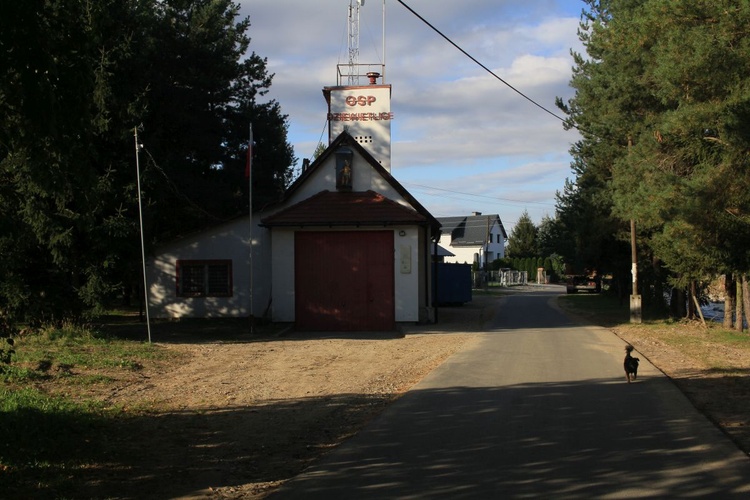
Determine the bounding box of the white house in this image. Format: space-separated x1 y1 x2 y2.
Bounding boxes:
146 77 442 331
437 213 507 268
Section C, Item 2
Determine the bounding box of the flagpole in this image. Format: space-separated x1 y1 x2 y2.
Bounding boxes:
134 126 152 343
248 124 254 334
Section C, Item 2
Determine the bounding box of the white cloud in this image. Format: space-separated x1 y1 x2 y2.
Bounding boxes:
240 0 585 226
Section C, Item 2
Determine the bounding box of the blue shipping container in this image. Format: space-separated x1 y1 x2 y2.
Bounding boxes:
433 263 472 305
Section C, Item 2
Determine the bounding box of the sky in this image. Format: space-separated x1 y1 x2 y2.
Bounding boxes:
240 0 586 233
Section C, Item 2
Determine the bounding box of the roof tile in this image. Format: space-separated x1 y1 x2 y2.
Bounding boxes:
261 190 429 227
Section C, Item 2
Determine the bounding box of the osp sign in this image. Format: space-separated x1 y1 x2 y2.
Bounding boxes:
329 93 394 122
345 95 377 106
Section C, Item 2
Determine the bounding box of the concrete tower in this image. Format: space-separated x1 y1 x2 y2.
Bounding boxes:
323 75 392 172
325 0 391 171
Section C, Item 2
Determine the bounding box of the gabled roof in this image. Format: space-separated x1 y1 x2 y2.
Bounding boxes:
261 190 430 227
261 132 440 233
437 214 507 246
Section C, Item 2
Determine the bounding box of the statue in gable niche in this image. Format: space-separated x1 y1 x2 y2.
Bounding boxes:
335 147 353 191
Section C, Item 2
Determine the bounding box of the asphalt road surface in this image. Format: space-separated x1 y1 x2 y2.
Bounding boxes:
273 288 750 498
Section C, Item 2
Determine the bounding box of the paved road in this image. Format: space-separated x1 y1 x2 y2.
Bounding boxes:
273 289 750 498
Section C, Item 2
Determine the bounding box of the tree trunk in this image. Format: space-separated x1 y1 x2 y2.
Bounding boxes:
691 291 706 327
671 287 686 318
687 281 698 320
736 276 744 332
724 274 736 329
652 256 664 312
742 275 750 333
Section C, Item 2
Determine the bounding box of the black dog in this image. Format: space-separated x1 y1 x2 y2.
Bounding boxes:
624 345 640 383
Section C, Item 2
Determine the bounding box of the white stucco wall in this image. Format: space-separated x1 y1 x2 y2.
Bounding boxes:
288 154 405 209
439 220 506 266
147 215 271 319
269 229 295 322
394 227 420 322
327 85 392 171
441 241 481 266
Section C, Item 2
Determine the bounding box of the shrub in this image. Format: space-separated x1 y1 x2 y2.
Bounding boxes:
1 315 17 371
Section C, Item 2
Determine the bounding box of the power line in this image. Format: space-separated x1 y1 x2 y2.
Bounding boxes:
396 0 572 126
403 181 556 207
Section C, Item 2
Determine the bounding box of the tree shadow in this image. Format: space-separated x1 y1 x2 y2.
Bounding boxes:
272 378 750 499
5 377 750 499
1 391 394 499
667 369 750 457
95 316 283 344
95 294 502 344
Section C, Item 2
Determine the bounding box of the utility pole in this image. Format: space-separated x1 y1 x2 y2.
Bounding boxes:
630 218 642 322
628 135 642 323
485 215 490 271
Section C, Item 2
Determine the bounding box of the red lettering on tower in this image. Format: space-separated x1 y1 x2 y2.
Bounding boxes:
345 95 378 107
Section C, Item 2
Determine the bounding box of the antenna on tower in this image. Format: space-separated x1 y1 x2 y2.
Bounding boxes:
337 0 385 86
347 0 364 86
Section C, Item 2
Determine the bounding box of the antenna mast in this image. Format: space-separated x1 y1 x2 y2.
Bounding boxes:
348 0 363 85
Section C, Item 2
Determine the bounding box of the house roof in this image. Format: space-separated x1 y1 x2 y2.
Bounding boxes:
437 214 508 246
433 244 455 257
261 190 430 227
262 131 441 233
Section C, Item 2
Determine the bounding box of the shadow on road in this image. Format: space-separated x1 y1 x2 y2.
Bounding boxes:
273 378 750 499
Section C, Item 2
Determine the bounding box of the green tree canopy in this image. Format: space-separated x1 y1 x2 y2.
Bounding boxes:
506 211 538 258
0 0 295 322
555 0 750 309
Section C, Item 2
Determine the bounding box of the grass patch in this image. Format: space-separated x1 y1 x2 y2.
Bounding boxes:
0 321 181 496
6 323 170 385
557 292 750 372
0 386 114 497
557 292 630 326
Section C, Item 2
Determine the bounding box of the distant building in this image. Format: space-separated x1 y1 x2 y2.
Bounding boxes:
437 212 507 268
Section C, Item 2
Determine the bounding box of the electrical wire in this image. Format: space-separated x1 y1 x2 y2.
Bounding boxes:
396 0 573 127
403 181 556 207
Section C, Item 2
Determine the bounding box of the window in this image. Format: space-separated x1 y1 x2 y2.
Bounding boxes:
176 260 232 297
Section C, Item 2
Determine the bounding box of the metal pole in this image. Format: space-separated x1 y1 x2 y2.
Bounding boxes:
631 219 638 296
134 127 152 343
248 124 254 334
382 0 386 83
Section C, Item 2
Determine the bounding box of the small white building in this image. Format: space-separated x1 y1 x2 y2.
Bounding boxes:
437 213 507 268
146 77 441 331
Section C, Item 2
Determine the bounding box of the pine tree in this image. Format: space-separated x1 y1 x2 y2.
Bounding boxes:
0 0 295 322
506 211 538 258
556 0 750 314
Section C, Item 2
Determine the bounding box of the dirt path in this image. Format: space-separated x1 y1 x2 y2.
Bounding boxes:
78 296 495 499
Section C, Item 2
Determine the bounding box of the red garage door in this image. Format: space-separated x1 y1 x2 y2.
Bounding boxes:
295 231 394 331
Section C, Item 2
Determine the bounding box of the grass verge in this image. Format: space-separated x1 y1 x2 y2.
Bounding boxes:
0 322 178 496
557 292 750 369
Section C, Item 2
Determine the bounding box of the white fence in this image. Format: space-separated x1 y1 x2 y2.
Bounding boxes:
472 270 528 288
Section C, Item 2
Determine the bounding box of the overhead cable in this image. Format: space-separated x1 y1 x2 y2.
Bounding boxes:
395 0 571 126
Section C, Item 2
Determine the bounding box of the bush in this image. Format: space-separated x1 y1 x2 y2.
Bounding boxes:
1 315 17 371
38 322 97 342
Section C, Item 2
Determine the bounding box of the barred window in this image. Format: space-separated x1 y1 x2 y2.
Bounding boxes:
176 260 232 297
